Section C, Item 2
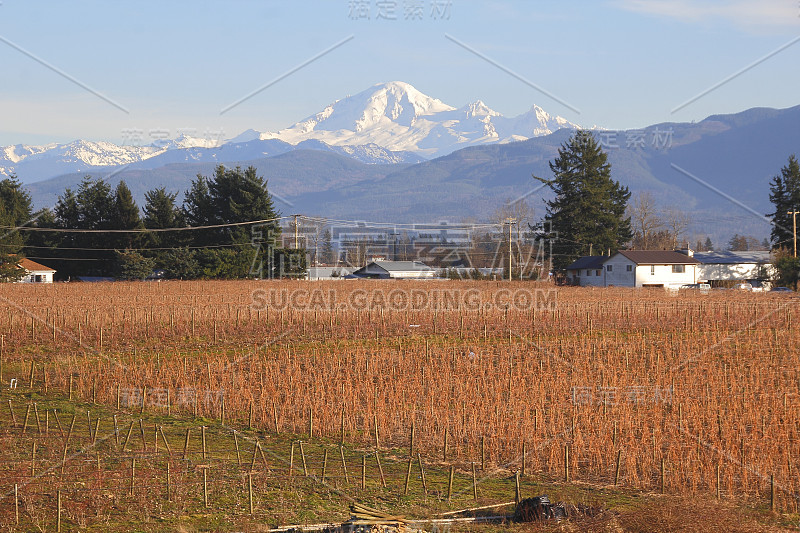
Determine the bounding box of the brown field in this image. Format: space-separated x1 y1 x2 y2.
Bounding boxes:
0 280 798 531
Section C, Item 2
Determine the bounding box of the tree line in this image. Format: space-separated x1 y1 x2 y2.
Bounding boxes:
0 165 306 281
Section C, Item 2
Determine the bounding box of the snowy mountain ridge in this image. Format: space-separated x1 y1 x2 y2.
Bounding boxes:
0 81 580 183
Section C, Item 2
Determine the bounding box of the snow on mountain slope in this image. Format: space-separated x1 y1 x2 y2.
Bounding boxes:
259 82 580 157
0 81 579 182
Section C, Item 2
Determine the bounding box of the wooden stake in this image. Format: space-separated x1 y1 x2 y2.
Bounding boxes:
159 426 172 456
14 483 18 525
361 454 367 489
201 426 207 460
770 474 775 512
289 442 295 479
130 457 136 496
113 415 119 445
166 461 171 502
660 457 665 494
20 404 31 435
139 419 147 452
614 449 622 486
7 400 16 427
447 465 455 503
57 489 62 532
418 453 427 495
30 441 36 478
376 451 386 487
299 441 308 476
404 456 413 494
321 449 328 483
564 444 570 483
472 462 478 501
339 446 350 485
234 432 242 466
203 468 209 507
123 421 134 451
182 428 191 460
248 472 254 515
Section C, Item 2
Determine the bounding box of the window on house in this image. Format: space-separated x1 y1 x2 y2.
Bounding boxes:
596 269 602 276
606 265 613 272
585 270 591 276
626 265 632 272
650 265 655 275
672 264 685 273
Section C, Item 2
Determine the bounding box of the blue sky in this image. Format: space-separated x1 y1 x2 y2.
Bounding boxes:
0 0 798 146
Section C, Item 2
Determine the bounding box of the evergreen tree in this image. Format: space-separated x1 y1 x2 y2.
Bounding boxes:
768 155 800 249
143 187 185 252
112 181 143 249
0 176 33 281
704 236 714 252
183 165 282 278
114 250 155 280
534 130 632 270
52 177 116 277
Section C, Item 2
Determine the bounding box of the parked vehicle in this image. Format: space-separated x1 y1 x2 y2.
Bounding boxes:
733 282 753 291
770 286 793 293
680 283 711 293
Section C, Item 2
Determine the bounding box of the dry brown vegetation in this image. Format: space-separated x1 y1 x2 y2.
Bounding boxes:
0 280 797 530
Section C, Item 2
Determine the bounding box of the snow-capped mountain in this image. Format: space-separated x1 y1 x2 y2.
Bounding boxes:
259 81 580 156
0 81 579 183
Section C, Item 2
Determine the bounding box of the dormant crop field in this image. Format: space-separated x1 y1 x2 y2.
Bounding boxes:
0 280 797 532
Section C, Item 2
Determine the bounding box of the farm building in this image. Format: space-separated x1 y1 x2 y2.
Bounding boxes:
565 256 606 286
349 260 437 280
306 266 355 280
604 250 700 288
18 258 56 283
567 250 700 288
693 250 775 284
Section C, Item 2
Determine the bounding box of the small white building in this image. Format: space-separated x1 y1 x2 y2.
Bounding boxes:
694 251 774 284
18 258 56 283
349 260 437 280
306 266 354 280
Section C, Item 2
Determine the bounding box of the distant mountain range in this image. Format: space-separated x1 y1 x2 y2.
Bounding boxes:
5 81 800 244
1 81 578 183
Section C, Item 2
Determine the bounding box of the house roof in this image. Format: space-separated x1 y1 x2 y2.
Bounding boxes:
370 261 435 272
566 256 607 270
19 258 56 272
615 250 701 265
694 251 771 264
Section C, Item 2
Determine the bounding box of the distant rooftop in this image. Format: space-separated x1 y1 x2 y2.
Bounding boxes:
694 251 771 264
566 256 606 270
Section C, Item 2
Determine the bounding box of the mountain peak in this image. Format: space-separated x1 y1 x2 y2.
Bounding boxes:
263 81 578 157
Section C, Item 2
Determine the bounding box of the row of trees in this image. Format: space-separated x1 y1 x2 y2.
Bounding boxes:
0 165 305 281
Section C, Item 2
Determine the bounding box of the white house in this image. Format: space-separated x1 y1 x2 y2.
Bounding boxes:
349 261 437 279
565 256 606 286
18 258 56 283
604 250 700 288
693 251 774 284
568 250 700 288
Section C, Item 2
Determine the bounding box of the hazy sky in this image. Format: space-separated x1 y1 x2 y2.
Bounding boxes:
1 0 798 146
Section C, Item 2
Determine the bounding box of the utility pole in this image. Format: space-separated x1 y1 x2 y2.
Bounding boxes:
506 218 516 281
292 214 299 249
789 210 799 257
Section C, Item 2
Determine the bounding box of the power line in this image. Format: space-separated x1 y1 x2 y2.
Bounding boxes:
0 216 286 234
